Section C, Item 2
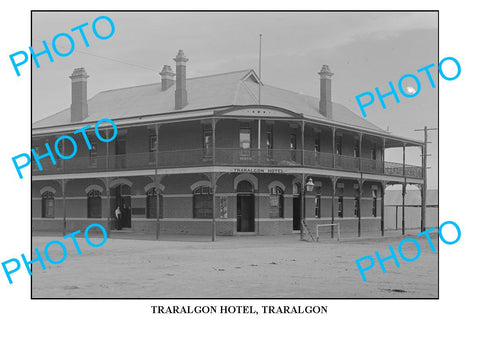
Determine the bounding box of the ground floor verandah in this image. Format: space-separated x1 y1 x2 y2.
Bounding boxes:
32 169 426 240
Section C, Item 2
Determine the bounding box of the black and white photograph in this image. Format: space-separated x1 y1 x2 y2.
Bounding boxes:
1 1 477 339
31 11 438 298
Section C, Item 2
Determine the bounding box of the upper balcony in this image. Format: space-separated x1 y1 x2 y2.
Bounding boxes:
32 148 423 179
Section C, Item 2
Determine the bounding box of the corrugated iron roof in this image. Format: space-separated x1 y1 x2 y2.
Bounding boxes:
33 69 385 132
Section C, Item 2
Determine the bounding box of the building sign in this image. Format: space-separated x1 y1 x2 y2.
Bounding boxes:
223 107 292 118
233 168 284 174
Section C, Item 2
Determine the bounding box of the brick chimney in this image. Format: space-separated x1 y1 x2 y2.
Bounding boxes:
318 65 334 119
173 50 188 110
69 67 89 122
159 65 175 91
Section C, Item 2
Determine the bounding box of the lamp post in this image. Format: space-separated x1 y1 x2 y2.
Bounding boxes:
301 176 315 240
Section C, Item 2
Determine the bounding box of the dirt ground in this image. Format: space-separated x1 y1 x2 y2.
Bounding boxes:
31 231 438 298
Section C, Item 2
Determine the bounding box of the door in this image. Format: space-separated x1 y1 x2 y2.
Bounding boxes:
115 137 126 168
112 185 131 229
239 127 251 158
292 194 301 231
120 195 131 228
290 134 297 161
237 194 255 232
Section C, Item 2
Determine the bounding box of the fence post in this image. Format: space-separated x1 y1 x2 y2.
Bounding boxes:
395 205 398 230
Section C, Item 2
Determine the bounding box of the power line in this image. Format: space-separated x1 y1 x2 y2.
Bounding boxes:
32 38 158 72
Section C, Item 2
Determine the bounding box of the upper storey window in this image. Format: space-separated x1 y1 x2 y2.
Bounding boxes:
266 128 273 158
290 134 297 161
240 127 251 157
149 135 157 163
335 136 342 155
203 128 213 157
371 143 377 160
314 133 321 153
354 139 360 158
149 135 157 152
90 142 98 167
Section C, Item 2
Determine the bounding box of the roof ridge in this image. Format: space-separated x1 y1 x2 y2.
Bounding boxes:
98 82 161 94
189 69 253 81
262 83 318 100
96 69 254 95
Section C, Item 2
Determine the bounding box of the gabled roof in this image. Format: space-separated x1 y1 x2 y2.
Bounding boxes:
33 69 384 133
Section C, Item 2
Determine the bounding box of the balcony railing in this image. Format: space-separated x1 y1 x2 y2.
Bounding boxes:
32 148 423 178
335 154 360 171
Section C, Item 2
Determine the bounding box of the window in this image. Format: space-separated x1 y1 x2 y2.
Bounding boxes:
149 135 158 152
269 186 284 218
293 182 301 196
314 133 321 153
56 141 64 169
89 142 98 167
237 180 254 193
290 134 297 149
290 134 297 161
354 139 360 158
41 191 55 218
371 144 377 160
193 186 212 219
372 189 377 217
240 127 251 157
203 129 213 157
146 187 163 219
354 197 360 217
335 136 343 155
337 196 344 217
115 137 126 168
266 128 273 158
87 189 102 218
31 145 39 171
315 193 321 218
149 136 157 163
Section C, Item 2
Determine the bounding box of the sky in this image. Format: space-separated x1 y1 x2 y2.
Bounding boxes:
31 11 438 188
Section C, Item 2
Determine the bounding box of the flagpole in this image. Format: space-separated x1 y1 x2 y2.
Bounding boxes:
258 33 262 105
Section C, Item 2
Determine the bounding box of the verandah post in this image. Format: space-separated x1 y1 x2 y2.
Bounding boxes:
155 123 160 240
212 118 216 242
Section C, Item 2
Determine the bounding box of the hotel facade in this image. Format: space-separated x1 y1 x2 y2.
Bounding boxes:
32 50 425 239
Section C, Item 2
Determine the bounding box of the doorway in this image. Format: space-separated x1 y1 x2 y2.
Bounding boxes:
293 194 302 231
115 136 126 168
111 184 131 229
237 194 255 232
236 180 255 233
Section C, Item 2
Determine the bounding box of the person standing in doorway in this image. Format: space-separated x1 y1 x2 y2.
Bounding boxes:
115 205 122 230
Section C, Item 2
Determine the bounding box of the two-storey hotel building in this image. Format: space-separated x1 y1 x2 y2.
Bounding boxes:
32 50 425 239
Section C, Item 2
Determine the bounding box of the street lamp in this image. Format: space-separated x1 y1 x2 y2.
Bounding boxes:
305 178 315 192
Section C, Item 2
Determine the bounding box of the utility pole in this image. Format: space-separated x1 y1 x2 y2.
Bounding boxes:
414 126 437 232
